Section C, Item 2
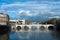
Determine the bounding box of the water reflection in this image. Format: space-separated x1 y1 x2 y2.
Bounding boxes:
50 30 60 40
6 30 60 40
16 32 31 39
0 34 9 40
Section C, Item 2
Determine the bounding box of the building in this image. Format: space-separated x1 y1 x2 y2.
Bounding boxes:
0 13 10 34
25 20 32 25
0 13 9 26
9 20 25 25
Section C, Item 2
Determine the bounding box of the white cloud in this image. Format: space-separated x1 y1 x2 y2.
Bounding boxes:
26 10 33 16
49 16 60 19
19 10 38 17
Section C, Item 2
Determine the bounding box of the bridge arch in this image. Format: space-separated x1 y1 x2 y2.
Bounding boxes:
48 25 55 30
31 26 37 31
24 26 29 31
16 25 23 31
16 26 21 31
39 26 45 31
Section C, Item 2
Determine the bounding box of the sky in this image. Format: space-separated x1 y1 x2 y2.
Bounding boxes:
0 0 60 22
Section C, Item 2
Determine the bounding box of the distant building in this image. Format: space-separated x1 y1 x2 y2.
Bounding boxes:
9 19 42 25
0 13 9 26
25 20 32 25
9 20 25 25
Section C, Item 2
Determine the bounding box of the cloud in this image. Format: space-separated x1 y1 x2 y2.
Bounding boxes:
0 1 60 21
49 16 60 19
19 10 38 17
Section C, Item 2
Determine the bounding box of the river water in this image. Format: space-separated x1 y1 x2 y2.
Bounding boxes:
9 30 60 40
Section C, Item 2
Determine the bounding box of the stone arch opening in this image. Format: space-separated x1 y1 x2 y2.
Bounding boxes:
48 26 55 30
39 26 45 30
31 26 37 31
24 26 29 30
16 26 21 31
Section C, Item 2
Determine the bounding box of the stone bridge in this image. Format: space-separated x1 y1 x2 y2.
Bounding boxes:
11 24 56 32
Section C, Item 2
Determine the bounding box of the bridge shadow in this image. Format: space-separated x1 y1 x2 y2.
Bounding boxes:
0 25 11 35
0 25 11 40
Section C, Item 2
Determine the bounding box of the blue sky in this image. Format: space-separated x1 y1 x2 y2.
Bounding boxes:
0 0 60 22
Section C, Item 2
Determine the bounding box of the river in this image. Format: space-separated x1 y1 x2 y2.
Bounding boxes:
9 30 60 40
